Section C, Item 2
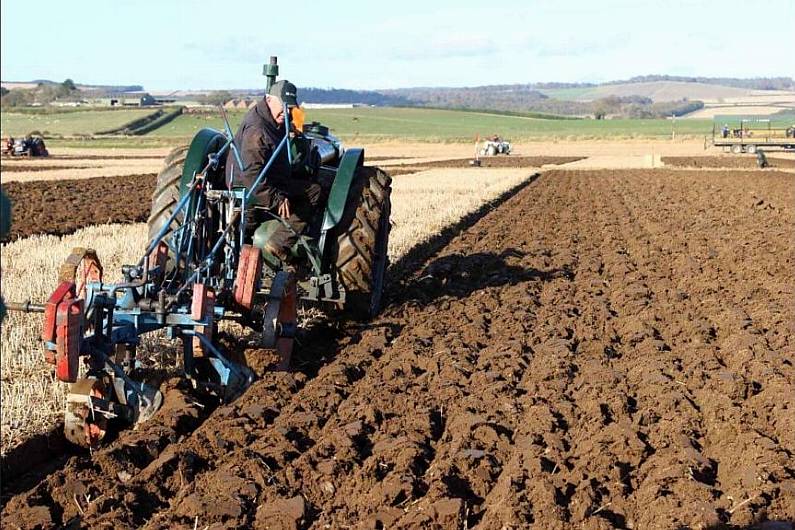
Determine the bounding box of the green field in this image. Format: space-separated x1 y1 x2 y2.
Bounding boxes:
1 106 715 146
148 107 712 142
0 108 156 137
537 87 600 100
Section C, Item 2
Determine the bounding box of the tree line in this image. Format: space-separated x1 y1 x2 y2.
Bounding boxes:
1 79 80 107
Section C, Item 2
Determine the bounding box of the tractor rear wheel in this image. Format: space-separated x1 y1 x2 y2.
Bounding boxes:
147 146 188 257
333 166 392 320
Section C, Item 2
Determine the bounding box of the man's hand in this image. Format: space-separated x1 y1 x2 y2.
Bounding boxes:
278 198 291 219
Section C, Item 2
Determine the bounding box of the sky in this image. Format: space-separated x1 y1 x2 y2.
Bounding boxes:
1 0 793 91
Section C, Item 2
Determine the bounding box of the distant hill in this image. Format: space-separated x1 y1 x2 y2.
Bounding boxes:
299 88 412 106
607 75 795 91
381 85 703 117
1 80 143 93
547 81 755 103
4 75 793 119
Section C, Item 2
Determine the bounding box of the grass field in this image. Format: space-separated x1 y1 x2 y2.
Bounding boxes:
2 106 715 147
536 87 600 100
149 107 713 141
0 108 156 137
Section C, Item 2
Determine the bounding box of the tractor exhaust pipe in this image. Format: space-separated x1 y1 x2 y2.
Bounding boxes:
263 56 279 92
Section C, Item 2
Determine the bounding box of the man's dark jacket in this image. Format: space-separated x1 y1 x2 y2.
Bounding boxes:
225 98 291 206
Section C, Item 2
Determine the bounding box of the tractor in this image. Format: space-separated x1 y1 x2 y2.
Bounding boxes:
4 135 49 157
479 135 511 157
6 57 392 448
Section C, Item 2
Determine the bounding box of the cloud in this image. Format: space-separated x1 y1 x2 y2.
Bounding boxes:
182 37 301 64
388 34 499 61
531 32 630 58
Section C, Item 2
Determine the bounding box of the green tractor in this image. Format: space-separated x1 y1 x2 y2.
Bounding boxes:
148 58 392 325
3 59 392 447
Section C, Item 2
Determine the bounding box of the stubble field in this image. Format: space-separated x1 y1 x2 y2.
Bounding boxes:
1 143 794 529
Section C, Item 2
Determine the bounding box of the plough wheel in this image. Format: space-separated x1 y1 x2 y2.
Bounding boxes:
64 377 109 448
59 247 103 300
261 271 297 371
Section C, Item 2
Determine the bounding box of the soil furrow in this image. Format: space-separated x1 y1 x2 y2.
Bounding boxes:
2 168 793 529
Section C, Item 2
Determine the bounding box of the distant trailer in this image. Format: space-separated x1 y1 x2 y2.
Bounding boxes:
710 115 795 154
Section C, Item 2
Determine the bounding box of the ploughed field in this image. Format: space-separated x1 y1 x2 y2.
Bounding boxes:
2 174 156 240
0 156 579 242
661 156 795 169
2 167 793 529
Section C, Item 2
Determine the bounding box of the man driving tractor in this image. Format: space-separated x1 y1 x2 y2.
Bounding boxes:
225 80 320 263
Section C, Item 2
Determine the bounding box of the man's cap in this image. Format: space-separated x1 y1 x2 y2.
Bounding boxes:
269 80 298 107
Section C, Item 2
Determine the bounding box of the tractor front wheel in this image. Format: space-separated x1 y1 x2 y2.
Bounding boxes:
333 166 392 320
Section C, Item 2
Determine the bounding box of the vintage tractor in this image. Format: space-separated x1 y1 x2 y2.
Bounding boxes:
479 136 511 157
5 135 49 157
6 57 392 448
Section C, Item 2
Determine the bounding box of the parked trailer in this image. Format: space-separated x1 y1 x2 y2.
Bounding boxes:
709 115 795 154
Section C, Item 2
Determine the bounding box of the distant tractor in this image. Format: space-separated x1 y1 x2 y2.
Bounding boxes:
710 115 795 154
4 135 49 157
479 135 512 156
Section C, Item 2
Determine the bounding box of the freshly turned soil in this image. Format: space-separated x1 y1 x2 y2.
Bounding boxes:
662 155 795 169
2 168 793 528
1 174 156 241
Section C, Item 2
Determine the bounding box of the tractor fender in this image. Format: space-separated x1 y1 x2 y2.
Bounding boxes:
321 148 364 233
180 128 228 197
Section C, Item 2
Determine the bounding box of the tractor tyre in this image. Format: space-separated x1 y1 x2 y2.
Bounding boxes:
333 166 392 320
147 145 188 258
730 144 743 155
746 144 757 154
487 145 497 156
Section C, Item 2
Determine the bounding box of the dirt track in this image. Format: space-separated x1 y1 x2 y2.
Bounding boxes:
2 168 793 529
1 174 155 240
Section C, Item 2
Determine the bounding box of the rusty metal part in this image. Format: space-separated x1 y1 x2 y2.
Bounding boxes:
191 284 216 357
234 244 263 310
261 271 297 371
65 377 110 448
54 298 84 382
59 247 103 299
42 282 76 343
39 281 83 379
